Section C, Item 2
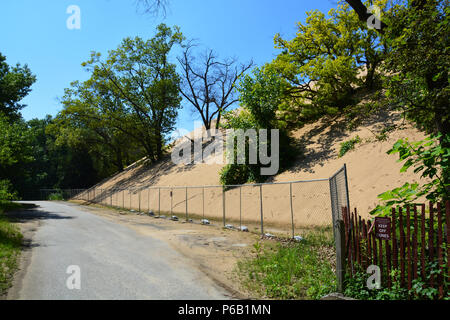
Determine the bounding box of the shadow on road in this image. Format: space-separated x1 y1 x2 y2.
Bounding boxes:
5 203 74 223
3 203 73 251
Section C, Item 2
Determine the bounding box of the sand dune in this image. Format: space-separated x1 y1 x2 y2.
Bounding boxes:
76 110 427 233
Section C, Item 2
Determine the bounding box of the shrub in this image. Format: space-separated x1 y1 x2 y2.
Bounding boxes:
338 135 361 157
219 164 263 186
344 269 410 300
48 192 64 201
0 180 18 201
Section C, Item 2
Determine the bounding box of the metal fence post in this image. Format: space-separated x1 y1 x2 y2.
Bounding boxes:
328 164 351 293
290 182 294 238
185 187 188 221
170 188 173 216
259 184 264 236
343 163 351 214
336 219 346 293
239 186 242 231
202 187 205 220
158 188 161 217
222 186 226 227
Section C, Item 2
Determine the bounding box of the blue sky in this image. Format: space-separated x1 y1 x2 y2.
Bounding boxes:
0 0 336 132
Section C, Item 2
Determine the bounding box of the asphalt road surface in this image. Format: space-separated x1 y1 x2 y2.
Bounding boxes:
9 201 230 300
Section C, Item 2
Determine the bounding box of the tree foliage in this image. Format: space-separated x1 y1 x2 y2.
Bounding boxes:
0 53 36 120
382 0 450 137
270 1 386 123
220 67 296 185
81 24 183 161
53 80 144 173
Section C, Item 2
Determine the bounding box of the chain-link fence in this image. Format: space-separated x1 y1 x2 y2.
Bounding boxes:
23 165 350 238
329 164 351 230
21 189 86 201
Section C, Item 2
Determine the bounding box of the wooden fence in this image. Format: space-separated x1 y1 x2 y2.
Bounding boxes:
342 201 449 298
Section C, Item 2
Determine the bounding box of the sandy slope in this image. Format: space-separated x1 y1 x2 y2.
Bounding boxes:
76 110 427 231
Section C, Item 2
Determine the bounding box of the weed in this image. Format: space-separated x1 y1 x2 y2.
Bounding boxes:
236 227 336 299
0 201 23 295
338 136 361 157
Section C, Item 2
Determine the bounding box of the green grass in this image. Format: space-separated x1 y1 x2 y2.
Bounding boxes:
0 201 23 296
236 227 337 300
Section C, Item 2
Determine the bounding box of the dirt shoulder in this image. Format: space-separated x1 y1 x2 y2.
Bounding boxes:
68 200 261 299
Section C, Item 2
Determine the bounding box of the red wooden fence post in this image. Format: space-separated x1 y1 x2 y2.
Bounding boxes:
406 205 412 290
437 203 444 299
355 209 361 267
446 201 450 282
392 207 398 271
399 207 405 287
372 220 378 267
367 218 372 266
429 202 434 288
351 211 357 273
413 205 418 281
378 238 383 287
386 237 391 288
420 204 426 281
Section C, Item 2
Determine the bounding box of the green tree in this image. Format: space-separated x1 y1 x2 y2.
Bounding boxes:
270 1 386 121
220 67 296 185
0 53 36 120
0 114 34 196
382 0 449 138
54 80 144 173
272 1 385 115
82 24 184 162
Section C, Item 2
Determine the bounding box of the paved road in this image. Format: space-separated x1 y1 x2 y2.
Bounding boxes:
9 201 230 300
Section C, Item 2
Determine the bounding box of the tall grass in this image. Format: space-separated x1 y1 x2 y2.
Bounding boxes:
236 227 336 299
0 201 23 295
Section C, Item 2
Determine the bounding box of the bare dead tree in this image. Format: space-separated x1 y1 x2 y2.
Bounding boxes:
135 0 169 16
177 41 253 131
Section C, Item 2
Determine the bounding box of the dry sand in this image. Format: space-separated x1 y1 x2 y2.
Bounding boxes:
75 111 427 231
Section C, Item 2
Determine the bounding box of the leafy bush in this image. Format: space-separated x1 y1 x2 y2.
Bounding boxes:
338 135 361 157
219 164 262 186
48 192 64 201
219 67 297 186
344 269 410 300
0 180 18 201
344 263 448 300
